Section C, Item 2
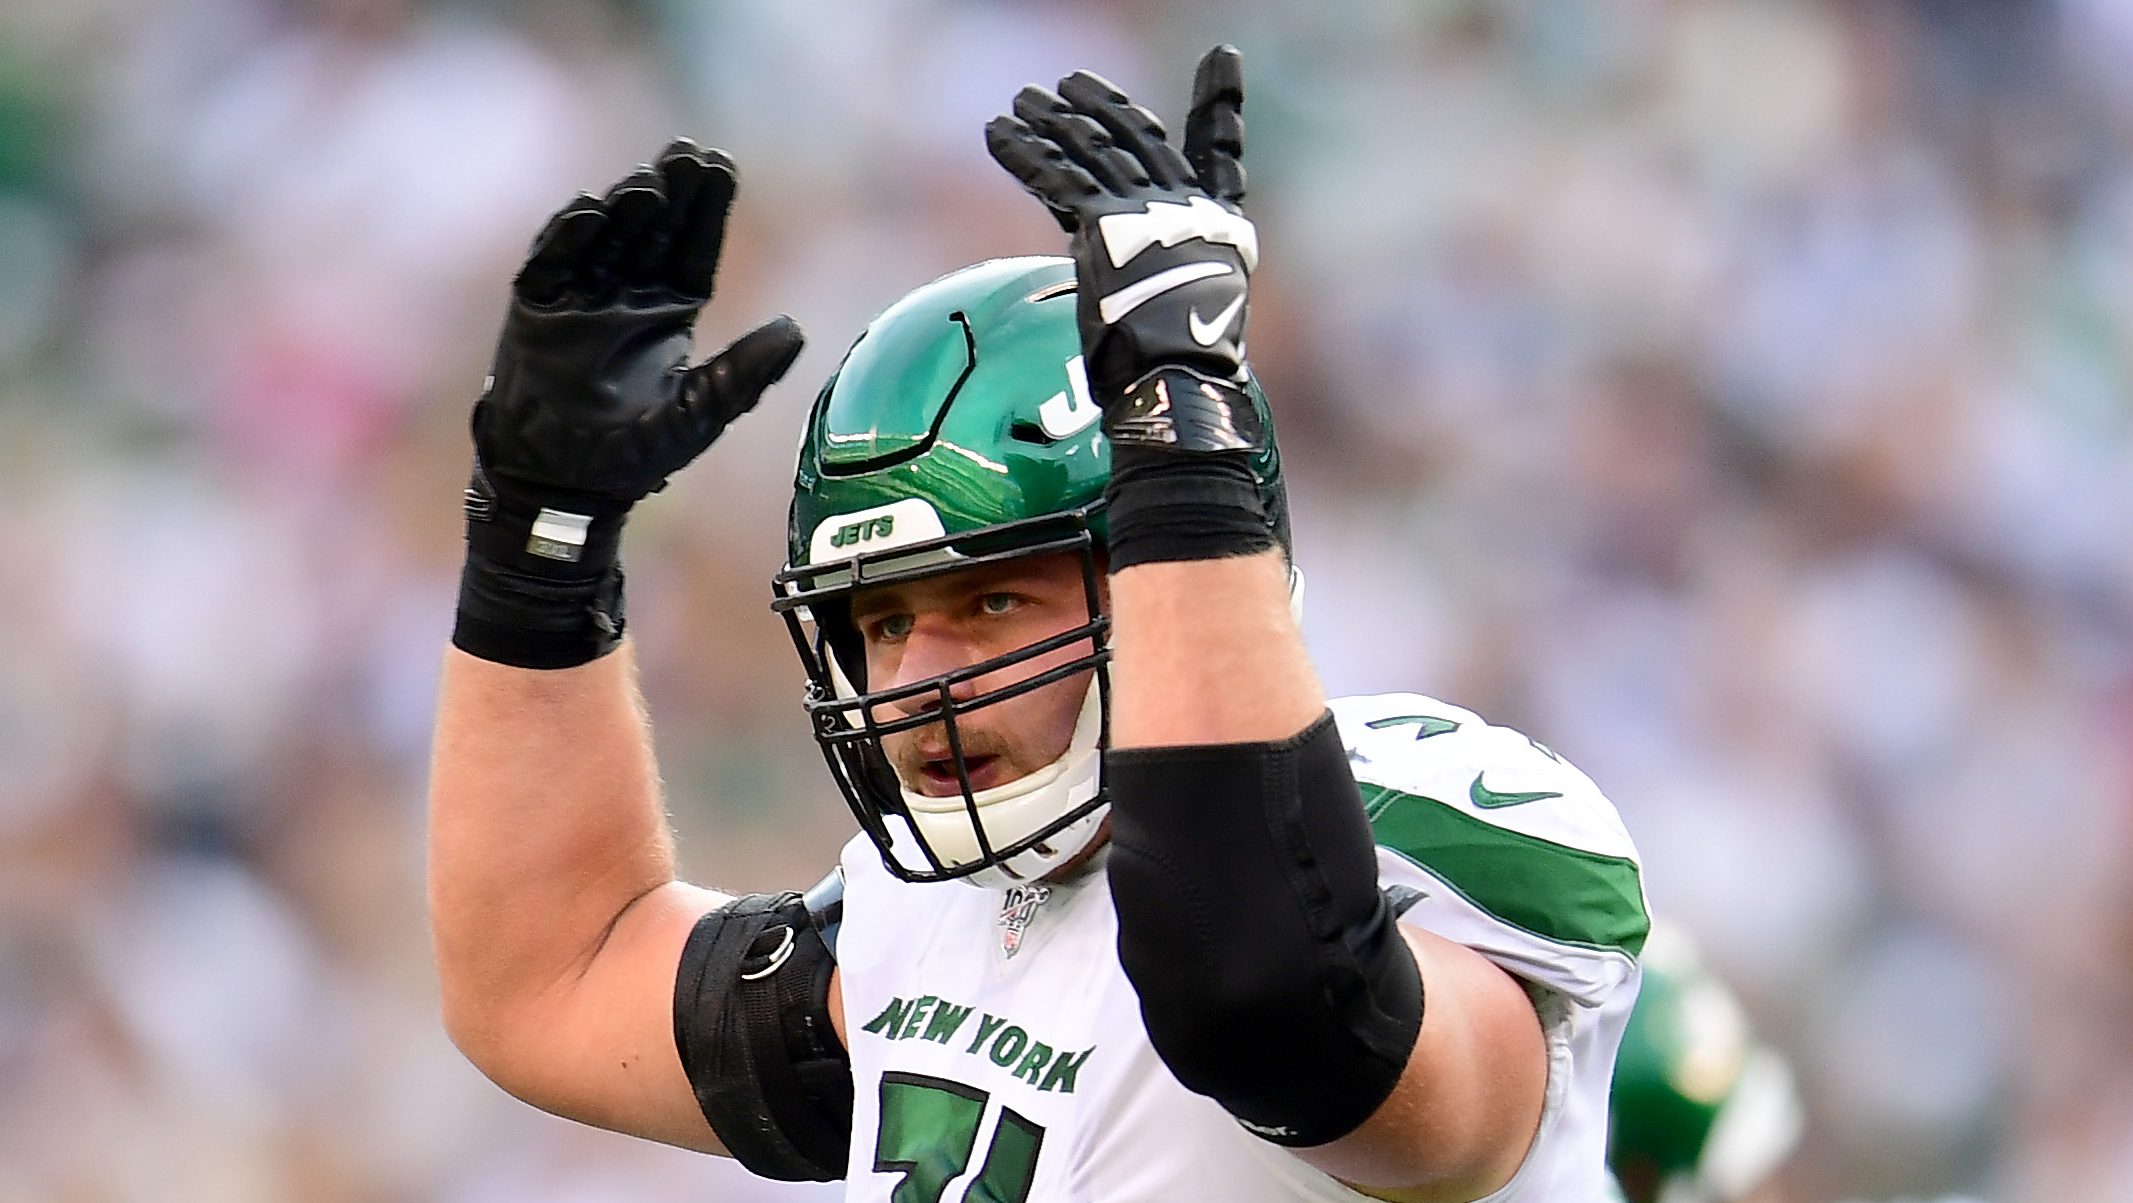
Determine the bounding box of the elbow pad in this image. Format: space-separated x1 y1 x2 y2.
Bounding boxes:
1106 711 1422 1147
673 872 851 1180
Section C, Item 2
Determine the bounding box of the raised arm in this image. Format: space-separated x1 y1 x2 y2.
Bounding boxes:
987 50 1546 1202
426 141 809 1152
432 646 738 1148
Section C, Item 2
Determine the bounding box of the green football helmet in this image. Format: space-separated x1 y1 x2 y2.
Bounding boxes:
1609 923 1804 1203
771 256 1289 886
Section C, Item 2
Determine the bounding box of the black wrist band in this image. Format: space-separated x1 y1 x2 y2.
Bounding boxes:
451 464 632 669
452 554 627 669
1102 368 1273 571
1104 447 1273 570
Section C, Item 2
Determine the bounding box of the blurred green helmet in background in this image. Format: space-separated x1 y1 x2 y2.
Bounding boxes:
1609 922 1805 1203
771 256 1286 886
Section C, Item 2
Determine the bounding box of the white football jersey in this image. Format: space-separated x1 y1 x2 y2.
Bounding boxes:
833 692 1648 1202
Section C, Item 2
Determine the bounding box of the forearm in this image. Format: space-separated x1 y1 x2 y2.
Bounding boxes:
1104 533 1547 1192
421 140 811 1150
1107 549 1323 747
427 643 686 1044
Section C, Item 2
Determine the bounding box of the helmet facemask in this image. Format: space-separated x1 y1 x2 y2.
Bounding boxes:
772 505 1113 886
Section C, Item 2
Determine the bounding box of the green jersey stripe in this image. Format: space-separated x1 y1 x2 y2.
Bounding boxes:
1362 782 1649 959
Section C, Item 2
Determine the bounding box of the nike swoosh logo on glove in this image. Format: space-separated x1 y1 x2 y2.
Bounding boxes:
1098 261 1233 324
1188 293 1246 346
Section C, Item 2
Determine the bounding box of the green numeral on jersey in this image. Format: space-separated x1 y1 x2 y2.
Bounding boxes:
875 1072 1045 1203
968 1108 1044 1203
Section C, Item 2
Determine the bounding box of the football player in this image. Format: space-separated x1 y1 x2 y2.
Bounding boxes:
1606 923 1804 1203
430 47 1649 1202
1605 926 1991 1203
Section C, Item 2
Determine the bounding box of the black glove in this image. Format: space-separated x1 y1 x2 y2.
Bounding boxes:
986 47 1273 569
454 139 806 669
985 46 1258 445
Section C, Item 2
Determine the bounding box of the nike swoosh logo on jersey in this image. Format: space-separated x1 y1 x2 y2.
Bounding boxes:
1188 293 1246 346
1469 774 1562 809
1097 261 1233 325
1096 195 1260 270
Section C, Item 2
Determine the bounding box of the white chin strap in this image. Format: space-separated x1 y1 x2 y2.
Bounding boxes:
900 683 1108 889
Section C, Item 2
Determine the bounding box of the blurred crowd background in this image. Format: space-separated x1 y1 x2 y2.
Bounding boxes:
1 0 2128 1200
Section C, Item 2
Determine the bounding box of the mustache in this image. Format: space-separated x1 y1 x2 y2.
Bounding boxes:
884 720 1018 779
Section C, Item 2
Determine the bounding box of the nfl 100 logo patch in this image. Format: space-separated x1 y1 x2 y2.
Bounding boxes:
996 884 1051 960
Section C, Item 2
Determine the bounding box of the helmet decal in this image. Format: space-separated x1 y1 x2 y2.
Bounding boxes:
1037 355 1101 439
807 498 951 570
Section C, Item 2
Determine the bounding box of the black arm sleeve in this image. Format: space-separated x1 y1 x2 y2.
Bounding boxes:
672 871 852 1180
1105 711 1423 1147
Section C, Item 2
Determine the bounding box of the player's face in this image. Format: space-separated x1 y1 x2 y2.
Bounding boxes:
851 551 1102 797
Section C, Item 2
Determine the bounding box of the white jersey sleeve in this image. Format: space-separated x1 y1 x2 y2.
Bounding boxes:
1333 691 1648 996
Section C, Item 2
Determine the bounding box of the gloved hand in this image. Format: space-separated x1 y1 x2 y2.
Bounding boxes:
454 139 805 668
984 46 1259 453
985 48 1273 570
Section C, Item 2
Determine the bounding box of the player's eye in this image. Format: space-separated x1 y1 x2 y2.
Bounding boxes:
977 593 1021 617
867 612 915 642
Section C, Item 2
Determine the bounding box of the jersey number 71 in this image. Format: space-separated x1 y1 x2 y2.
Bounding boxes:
874 1072 1045 1203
